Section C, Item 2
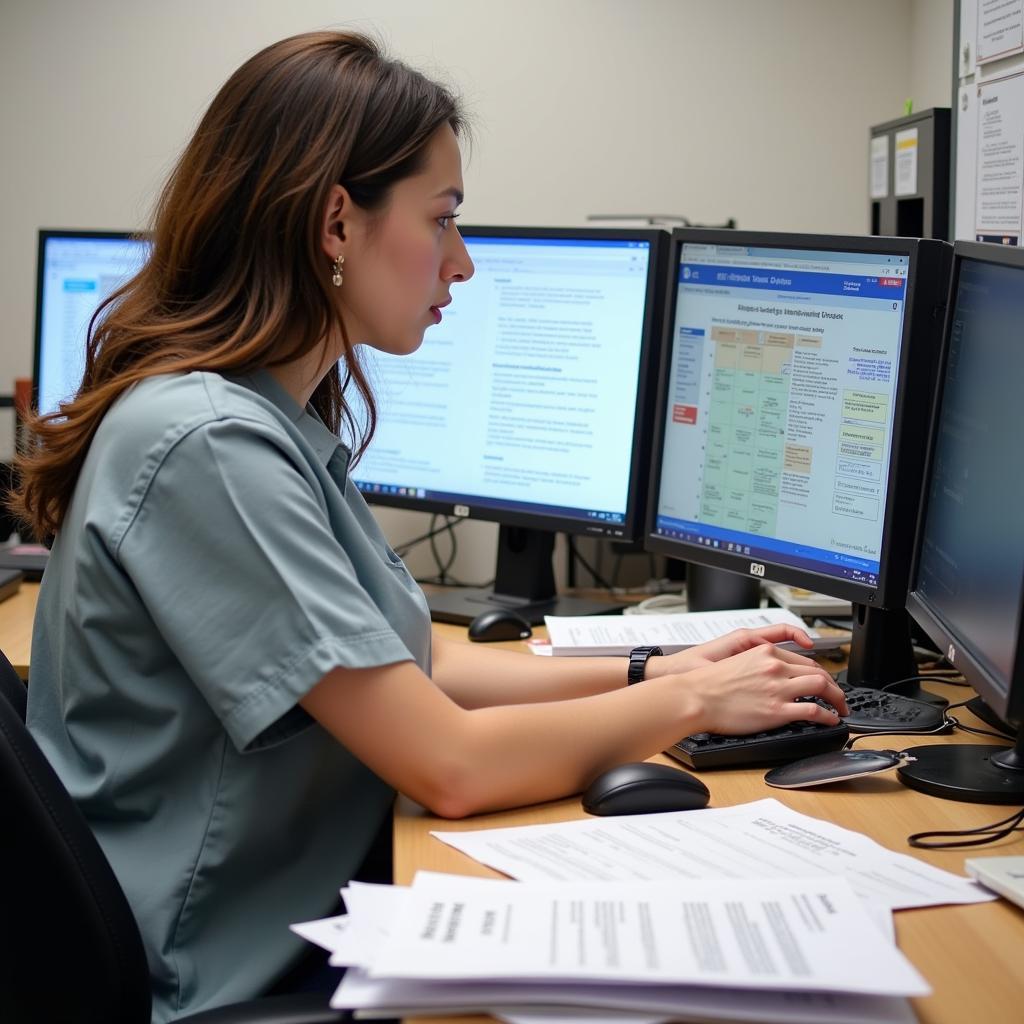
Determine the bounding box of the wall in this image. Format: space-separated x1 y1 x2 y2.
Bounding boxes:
0 0 954 578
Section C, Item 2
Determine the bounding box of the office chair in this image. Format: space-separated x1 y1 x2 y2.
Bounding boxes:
0 647 344 1024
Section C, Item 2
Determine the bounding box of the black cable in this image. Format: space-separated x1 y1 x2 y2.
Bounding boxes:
844 716 956 747
568 537 615 591
908 807 1024 850
428 515 458 584
394 518 462 558
816 616 854 630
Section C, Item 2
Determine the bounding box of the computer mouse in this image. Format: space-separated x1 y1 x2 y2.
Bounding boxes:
582 762 710 816
467 608 533 643
764 748 911 789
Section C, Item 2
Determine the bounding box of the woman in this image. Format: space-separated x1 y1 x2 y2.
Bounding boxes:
12 30 847 1022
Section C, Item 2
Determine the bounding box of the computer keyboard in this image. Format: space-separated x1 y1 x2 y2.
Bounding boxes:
665 682 947 770
666 718 849 770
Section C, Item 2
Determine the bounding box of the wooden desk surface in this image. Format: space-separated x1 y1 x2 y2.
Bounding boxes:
8 587 1022 1020
0 580 37 678
400 624 1024 1024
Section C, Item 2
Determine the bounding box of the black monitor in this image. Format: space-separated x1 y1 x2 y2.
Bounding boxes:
898 242 1024 803
352 225 669 624
645 229 952 697
32 230 152 416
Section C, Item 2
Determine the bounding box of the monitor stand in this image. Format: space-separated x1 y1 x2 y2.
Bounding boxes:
685 563 762 612
835 604 948 708
426 525 624 627
897 729 1024 804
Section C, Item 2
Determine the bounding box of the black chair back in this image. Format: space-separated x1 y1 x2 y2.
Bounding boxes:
0 650 152 1024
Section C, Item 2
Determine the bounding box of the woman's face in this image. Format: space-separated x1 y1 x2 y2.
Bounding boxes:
335 124 474 355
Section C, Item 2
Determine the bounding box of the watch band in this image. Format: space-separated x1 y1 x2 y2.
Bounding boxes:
627 645 663 685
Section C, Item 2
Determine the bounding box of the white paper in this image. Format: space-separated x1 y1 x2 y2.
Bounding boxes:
369 872 928 996
288 913 351 953
318 879 914 1023
335 966 916 1024
870 136 889 200
497 1010 669 1024
977 0 1024 63
893 128 918 197
975 72 1024 242
432 797 994 912
542 607 848 657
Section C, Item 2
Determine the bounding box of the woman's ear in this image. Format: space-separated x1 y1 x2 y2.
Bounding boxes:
320 183 351 260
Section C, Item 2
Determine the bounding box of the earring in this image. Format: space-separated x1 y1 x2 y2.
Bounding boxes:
332 253 345 288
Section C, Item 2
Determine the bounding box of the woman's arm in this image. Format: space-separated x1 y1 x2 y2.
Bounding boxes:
429 624 825 708
300 642 846 819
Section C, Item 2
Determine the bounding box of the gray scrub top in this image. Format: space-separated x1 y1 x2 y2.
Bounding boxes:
27 369 431 1022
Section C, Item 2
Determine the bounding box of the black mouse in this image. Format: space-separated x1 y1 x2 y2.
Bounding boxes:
582 762 710 816
467 608 533 642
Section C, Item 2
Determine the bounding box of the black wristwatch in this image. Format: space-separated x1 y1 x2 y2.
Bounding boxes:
627 645 663 685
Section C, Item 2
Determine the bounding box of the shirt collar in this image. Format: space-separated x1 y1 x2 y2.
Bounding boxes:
240 369 351 473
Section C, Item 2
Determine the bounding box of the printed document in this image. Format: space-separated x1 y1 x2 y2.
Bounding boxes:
432 798 993 911
367 872 928 996
542 607 848 657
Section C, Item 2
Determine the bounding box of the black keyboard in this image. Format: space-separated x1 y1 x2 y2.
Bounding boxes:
665 682 947 770
666 718 849 770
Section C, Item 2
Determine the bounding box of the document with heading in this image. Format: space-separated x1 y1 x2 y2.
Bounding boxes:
432 798 993 911
301 878 916 1024
357 871 928 995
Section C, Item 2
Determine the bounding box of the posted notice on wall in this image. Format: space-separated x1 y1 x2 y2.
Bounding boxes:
893 128 918 197
870 135 889 199
978 0 1024 64
975 71 1024 244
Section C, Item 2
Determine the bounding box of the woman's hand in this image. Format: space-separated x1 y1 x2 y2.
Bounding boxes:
647 625 816 677
662 642 849 736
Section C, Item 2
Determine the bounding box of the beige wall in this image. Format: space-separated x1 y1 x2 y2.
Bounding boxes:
0 0 954 577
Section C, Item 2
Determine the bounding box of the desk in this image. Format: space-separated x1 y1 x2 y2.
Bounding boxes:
8 587 1023 1020
398 623 1024 1024
0 580 37 678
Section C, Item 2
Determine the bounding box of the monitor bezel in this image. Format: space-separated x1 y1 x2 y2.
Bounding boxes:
906 240 1024 729
354 223 669 543
644 227 943 607
32 228 147 416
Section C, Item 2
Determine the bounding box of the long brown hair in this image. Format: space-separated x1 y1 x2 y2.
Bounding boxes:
12 31 464 538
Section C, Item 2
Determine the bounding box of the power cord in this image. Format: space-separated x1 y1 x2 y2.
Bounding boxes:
907 807 1024 850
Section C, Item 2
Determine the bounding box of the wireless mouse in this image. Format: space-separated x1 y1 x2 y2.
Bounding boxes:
764 748 912 789
582 762 710 816
467 608 533 642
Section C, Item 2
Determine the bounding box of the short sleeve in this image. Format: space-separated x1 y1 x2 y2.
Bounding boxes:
114 415 415 751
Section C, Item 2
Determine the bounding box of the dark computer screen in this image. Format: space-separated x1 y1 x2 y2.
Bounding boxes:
908 245 1024 728
899 242 1024 803
646 229 952 691
354 226 668 623
33 230 152 416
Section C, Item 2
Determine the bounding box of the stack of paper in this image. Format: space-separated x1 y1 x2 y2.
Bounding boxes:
293 870 929 1024
540 607 849 657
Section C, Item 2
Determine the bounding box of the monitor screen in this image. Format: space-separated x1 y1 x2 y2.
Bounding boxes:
33 231 152 416
898 242 1024 803
354 228 664 539
909 246 1024 727
651 237 913 593
645 229 952 693
353 226 667 623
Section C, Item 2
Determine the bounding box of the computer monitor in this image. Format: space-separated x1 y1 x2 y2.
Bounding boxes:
645 229 952 697
32 230 152 416
351 225 669 624
898 241 1024 803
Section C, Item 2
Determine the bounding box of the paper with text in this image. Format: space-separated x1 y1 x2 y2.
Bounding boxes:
366 872 927 997
542 608 847 657
432 798 993 911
